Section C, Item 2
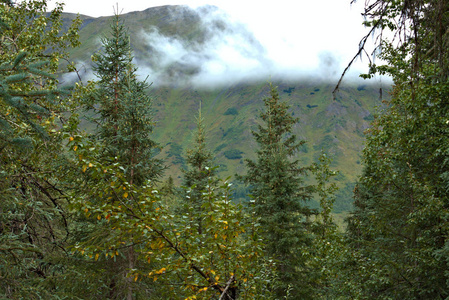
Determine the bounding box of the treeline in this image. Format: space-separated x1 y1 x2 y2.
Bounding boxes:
1 0 449 299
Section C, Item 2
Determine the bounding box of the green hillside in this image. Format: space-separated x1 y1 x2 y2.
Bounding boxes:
150 81 384 212
65 5 387 212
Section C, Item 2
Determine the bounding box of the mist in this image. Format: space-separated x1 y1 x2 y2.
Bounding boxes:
133 5 367 88
61 4 386 88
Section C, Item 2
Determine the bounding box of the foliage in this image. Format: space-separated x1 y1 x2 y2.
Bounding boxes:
343 0 449 298
0 0 82 297
224 107 238 116
223 149 243 160
71 13 166 298
240 83 317 299
67 129 273 299
181 105 217 234
90 13 163 185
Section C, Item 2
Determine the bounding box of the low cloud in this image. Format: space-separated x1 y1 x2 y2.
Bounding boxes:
136 6 275 88
63 4 383 88
134 5 371 88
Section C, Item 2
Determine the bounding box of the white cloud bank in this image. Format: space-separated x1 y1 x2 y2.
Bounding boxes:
133 2 381 88
48 0 385 87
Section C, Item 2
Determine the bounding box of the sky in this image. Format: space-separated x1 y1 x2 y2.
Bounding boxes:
44 0 383 87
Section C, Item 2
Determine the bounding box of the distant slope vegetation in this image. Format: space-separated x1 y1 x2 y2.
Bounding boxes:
65 5 387 212
151 81 384 212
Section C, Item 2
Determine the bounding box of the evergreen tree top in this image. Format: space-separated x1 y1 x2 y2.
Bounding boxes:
252 83 302 156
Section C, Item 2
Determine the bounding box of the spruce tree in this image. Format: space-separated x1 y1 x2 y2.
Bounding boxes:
79 13 163 299
241 83 315 299
91 14 162 185
181 104 217 234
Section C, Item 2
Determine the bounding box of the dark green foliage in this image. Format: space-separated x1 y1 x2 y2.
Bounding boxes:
283 87 295 95
91 13 163 184
73 13 165 299
0 1 82 298
167 142 185 166
342 0 449 298
224 107 238 115
214 143 227 153
357 85 366 91
181 106 218 233
241 83 316 298
223 149 243 159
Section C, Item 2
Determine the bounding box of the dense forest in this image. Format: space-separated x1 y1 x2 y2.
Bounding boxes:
1 0 448 299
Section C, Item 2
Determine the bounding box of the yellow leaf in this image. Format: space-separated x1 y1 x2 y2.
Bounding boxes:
97 215 101 220
153 276 158 282
95 253 99 261
88 163 93 167
243 278 247 282
82 165 87 172
73 145 78 151
69 136 74 141
134 275 138 282
123 192 128 198
147 257 151 263
84 208 88 213
215 276 219 281
214 233 217 239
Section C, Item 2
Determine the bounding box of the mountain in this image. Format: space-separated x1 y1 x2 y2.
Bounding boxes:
64 5 387 213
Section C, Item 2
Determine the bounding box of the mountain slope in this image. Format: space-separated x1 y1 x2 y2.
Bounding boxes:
151 80 384 212
65 5 387 212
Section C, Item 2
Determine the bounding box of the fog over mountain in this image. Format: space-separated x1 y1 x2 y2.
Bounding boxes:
66 4 385 88
134 5 366 88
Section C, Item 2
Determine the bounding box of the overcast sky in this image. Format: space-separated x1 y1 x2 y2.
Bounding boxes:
45 0 381 86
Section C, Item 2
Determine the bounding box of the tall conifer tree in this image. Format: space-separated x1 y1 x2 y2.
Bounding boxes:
181 104 218 233
92 13 163 184
241 83 315 299
79 12 163 299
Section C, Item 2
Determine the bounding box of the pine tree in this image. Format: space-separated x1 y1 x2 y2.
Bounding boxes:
76 13 164 299
241 83 316 299
181 103 217 234
91 13 163 184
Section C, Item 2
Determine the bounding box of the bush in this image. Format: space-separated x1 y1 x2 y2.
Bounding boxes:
223 149 243 159
224 107 238 115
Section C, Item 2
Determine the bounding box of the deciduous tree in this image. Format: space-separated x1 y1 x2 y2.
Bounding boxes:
342 0 449 298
